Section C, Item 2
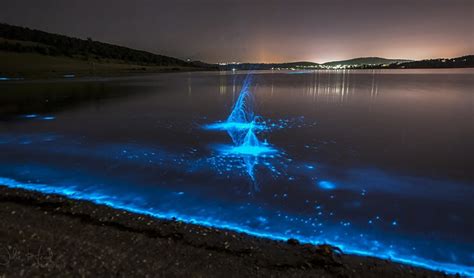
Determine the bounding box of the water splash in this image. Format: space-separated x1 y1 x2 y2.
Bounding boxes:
204 74 280 184
215 126 278 183
1 72 472 275
225 74 257 145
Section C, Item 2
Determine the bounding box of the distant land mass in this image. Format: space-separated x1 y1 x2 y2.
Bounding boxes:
219 56 473 70
0 23 216 78
385 56 474 69
0 23 473 79
322 57 412 67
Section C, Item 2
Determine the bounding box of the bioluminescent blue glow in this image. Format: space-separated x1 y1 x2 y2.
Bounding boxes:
1 71 473 276
41 116 56 121
201 71 472 274
203 118 308 133
22 114 39 119
318 180 336 190
19 114 56 121
215 143 277 156
203 121 266 132
0 131 472 276
203 73 284 184
226 75 254 128
0 76 23 81
0 172 472 276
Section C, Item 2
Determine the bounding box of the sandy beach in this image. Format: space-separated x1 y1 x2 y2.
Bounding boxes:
0 186 453 277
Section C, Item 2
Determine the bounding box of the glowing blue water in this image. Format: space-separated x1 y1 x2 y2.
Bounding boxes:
204 73 281 184
226 74 255 145
20 114 55 121
0 76 23 81
0 162 472 276
0 132 472 276
213 126 279 183
215 143 277 157
0 70 473 276
318 180 336 190
203 121 266 132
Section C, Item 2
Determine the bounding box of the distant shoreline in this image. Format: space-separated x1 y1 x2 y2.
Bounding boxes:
0 50 213 80
1 22 473 80
1 55 473 82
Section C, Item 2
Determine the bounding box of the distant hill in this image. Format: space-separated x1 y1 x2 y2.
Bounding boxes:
218 55 473 71
322 57 411 67
388 55 474 69
0 23 215 69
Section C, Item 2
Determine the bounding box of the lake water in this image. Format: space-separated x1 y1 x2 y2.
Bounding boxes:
0 69 473 275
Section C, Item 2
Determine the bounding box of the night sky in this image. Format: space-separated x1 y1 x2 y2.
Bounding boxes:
1 0 472 63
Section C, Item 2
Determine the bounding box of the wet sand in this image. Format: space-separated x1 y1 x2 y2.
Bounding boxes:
0 186 454 277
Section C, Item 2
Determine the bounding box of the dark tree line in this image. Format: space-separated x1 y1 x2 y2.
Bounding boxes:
355 56 474 69
386 56 474 69
0 23 193 67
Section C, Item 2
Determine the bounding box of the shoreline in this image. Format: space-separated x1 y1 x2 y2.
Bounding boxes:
0 67 212 81
0 50 215 81
2 68 473 84
0 186 455 277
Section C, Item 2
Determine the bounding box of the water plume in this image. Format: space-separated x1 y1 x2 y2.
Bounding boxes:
205 73 278 184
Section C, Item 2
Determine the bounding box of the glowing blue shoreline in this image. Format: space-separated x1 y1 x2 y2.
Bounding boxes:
2 72 472 276
195 75 473 276
0 178 471 276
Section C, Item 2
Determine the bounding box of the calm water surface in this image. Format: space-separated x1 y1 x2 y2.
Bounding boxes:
0 69 473 275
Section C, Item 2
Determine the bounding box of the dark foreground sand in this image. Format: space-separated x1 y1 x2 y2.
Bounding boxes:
0 186 454 277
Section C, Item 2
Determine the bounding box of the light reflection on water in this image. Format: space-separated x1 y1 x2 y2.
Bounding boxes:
0 69 473 275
